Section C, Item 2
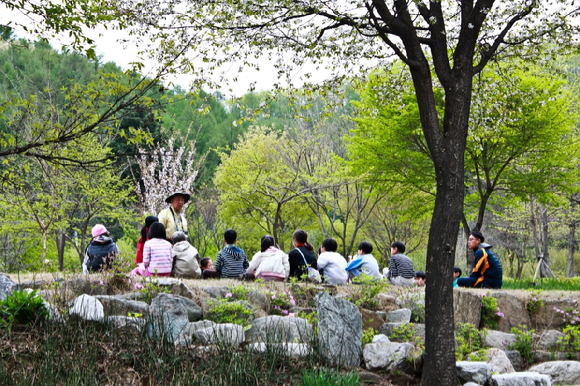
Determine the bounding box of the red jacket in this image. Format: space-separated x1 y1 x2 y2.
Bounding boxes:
136 232 149 264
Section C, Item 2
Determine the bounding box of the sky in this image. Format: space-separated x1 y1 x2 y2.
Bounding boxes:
2 10 329 98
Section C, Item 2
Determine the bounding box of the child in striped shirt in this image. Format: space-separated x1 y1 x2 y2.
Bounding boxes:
132 222 173 277
215 229 250 279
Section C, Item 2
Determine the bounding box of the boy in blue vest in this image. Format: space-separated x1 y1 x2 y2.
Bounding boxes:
456 231 503 289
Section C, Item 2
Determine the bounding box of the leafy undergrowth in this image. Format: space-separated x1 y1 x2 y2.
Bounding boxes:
0 318 332 386
502 278 580 291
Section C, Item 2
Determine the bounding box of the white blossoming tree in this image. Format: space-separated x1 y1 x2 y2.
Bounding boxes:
135 133 206 216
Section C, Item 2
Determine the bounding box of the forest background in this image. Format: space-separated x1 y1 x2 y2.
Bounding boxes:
1 28 579 281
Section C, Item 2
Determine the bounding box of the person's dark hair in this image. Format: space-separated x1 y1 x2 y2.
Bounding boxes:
140 215 159 244
390 241 406 254
200 258 212 270
224 229 237 244
471 231 485 243
322 238 338 253
358 241 373 255
293 229 308 244
260 235 275 252
172 231 187 244
415 271 426 280
453 266 462 276
148 222 166 240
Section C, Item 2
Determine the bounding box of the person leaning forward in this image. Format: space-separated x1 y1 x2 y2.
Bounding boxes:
158 192 189 241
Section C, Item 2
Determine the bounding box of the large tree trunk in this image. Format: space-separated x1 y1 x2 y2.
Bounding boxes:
414 67 470 386
568 221 576 277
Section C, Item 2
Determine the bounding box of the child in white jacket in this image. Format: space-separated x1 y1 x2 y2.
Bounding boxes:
246 235 290 281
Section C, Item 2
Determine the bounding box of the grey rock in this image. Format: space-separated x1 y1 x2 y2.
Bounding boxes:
151 278 180 287
363 342 420 375
193 323 245 346
486 348 515 374
94 295 149 317
289 307 315 315
315 292 362 368
385 309 412 323
492 293 531 333
529 360 580 385
147 312 189 343
372 334 390 343
489 372 551 386
535 330 566 351
246 342 311 357
534 351 569 362
535 299 579 329
105 316 146 332
454 290 482 327
175 320 217 345
247 290 270 312
203 286 229 299
506 350 525 372
482 330 517 350
150 293 203 322
376 311 387 320
376 293 397 310
18 280 46 290
0 275 17 300
456 361 493 385
463 383 482 386
396 292 425 317
114 292 148 301
69 294 104 322
170 281 196 300
244 316 312 343
358 371 383 383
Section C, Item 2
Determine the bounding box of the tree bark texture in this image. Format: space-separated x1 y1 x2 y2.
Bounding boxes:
55 231 66 272
540 206 550 278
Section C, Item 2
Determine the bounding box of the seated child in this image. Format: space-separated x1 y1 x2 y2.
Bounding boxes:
132 222 173 277
453 266 462 288
83 224 120 274
171 231 201 279
415 271 426 287
215 229 252 279
200 258 221 279
246 235 289 282
345 241 383 281
317 238 348 285
386 241 415 286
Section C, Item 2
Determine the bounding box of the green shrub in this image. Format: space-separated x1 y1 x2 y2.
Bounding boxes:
362 328 377 346
297 310 318 337
302 369 360 386
455 323 483 361
509 325 534 364
480 294 501 330
229 285 250 301
557 325 580 352
526 290 544 315
467 349 489 362
206 299 253 326
350 274 389 310
269 290 295 315
0 289 48 329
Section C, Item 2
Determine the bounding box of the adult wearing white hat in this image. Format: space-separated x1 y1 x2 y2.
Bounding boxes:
158 192 190 241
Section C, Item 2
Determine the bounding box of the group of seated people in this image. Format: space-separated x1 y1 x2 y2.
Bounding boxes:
82 192 502 289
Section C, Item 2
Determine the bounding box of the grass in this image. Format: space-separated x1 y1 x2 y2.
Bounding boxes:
502 277 580 291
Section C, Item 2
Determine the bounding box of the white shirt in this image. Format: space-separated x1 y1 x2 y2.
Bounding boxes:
317 251 348 284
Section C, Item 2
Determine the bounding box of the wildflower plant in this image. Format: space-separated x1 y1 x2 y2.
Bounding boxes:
480 294 503 330
553 306 580 326
269 290 295 316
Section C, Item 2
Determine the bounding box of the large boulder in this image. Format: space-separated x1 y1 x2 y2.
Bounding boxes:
492 293 531 333
247 290 270 312
535 330 566 351
363 342 420 375
94 295 149 317
359 307 385 331
203 286 229 299
244 316 312 343
385 309 412 323
529 360 580 385
506 350 525 372
534 299 579 329
0 275 17 300
486 348 515 374
175 320 217 345
69 294 104 322
489 372 551 386
150 293 203 322
534 351 569 362
454 290 482 327
246 342 311 357
482 330 517 350
315 292 362 368
169 281 196 300
105 316 146 332
456 361 493 385
193 323 245 346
